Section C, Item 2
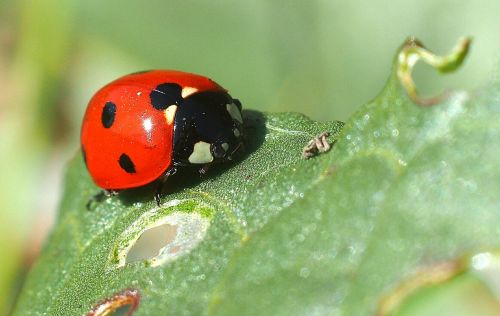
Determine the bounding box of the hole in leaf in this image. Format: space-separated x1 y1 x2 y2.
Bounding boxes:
377 252 500 316
126 223 178 263
112 200 213 268
87 289 139 316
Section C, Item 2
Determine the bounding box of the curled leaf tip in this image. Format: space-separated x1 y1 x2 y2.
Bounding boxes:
397 36 472 106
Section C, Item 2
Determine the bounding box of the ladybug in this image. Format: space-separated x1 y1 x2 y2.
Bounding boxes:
81 70 244 205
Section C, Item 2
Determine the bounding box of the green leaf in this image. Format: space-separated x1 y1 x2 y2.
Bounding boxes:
14 38 500 315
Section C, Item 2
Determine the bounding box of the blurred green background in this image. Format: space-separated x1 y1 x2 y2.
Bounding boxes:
1 0 500 313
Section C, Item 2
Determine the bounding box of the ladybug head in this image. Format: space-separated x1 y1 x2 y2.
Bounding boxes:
171 91 244 167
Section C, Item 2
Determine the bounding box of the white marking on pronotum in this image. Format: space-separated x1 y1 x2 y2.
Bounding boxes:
181 87 198 98
188 141 214 164
226 103 243 124
233 128 241 137
221 143 229 151
164 105 177 125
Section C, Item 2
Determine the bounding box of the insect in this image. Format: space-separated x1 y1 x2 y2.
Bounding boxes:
81 70 244 205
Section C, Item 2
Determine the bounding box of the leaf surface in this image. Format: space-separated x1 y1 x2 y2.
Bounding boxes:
14 39 500 315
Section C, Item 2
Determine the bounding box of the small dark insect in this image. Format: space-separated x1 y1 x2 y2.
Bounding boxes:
302 131 332 159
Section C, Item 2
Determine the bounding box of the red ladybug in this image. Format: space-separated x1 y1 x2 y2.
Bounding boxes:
81 70 244 205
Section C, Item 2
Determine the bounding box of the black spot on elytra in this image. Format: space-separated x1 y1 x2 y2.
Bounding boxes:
119 154 136 173
150 83 182 110
82 146 87 166
101 102 116 128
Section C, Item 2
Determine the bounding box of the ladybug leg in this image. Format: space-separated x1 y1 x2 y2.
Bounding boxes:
199 164 211 176
155 167 177 206
86 189 119 210
105 189 119 196
227 142 244 161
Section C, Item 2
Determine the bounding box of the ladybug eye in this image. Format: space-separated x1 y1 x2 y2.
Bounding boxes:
150 83 182 110
101 102 117 128
212 143 228 159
